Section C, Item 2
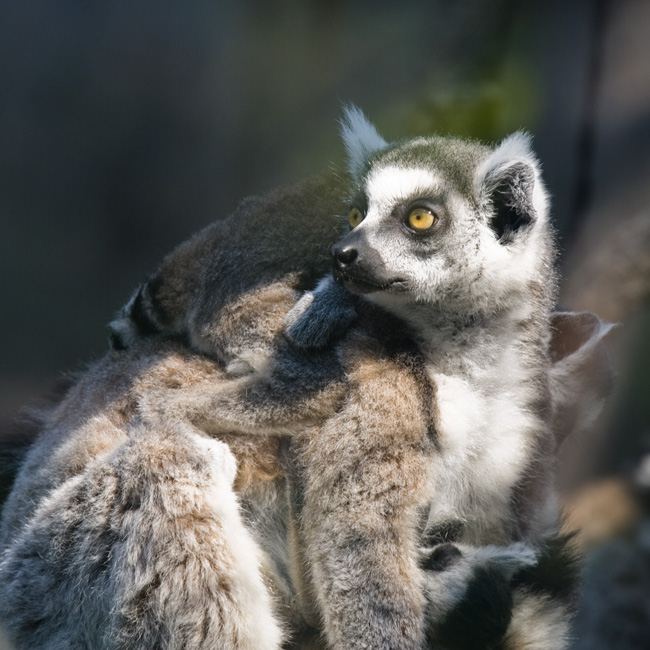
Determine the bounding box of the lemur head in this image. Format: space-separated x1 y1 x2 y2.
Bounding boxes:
334 106 554 321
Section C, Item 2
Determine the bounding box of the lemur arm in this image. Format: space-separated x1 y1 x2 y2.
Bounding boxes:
137 342 347 438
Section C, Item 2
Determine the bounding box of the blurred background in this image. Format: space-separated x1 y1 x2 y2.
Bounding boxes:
1 0 649 646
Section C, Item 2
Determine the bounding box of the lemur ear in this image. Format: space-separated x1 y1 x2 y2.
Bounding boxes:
340 105 387 177
477 132 547 244
549 310 615 444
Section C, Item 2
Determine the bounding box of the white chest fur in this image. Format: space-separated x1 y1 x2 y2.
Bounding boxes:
425 347 539 544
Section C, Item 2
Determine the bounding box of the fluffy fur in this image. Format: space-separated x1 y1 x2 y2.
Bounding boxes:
0 110 612 650
339 104 387 176
1 421 282 650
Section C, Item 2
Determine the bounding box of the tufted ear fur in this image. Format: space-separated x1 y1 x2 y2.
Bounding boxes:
340 105 387 177
477 132 547 244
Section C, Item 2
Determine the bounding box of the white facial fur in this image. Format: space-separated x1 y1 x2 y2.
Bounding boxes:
356 165 543 320
340 126 551 328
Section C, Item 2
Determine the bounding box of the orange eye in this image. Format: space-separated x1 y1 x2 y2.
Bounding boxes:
408 208 438 231
348 207 364 228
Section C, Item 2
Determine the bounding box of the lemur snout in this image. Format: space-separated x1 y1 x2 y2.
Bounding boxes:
332 244 358 269
331 227 365 272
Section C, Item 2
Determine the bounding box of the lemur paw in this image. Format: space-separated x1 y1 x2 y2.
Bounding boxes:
225 349 273 378
284 277 357 349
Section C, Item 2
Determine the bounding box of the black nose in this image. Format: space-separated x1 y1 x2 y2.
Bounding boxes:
332 245 358 270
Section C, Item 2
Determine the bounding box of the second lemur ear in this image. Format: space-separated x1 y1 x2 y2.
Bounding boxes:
340 105 387 177
476 132 548 244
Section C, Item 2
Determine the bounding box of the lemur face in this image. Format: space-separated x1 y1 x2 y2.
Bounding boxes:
332 161 483 303
336 117 551 319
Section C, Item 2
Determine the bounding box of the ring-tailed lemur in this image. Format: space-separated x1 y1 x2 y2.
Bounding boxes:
0 109 612 650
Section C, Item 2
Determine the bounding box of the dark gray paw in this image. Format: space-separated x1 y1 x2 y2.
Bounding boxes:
284 278 357 349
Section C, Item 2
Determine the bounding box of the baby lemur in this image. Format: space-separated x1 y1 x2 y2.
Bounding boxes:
0 109 611 650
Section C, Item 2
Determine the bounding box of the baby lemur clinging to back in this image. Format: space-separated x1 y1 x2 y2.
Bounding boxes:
0 108 612 650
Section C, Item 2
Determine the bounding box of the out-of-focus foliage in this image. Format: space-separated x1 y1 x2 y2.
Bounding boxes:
406 67 540 143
